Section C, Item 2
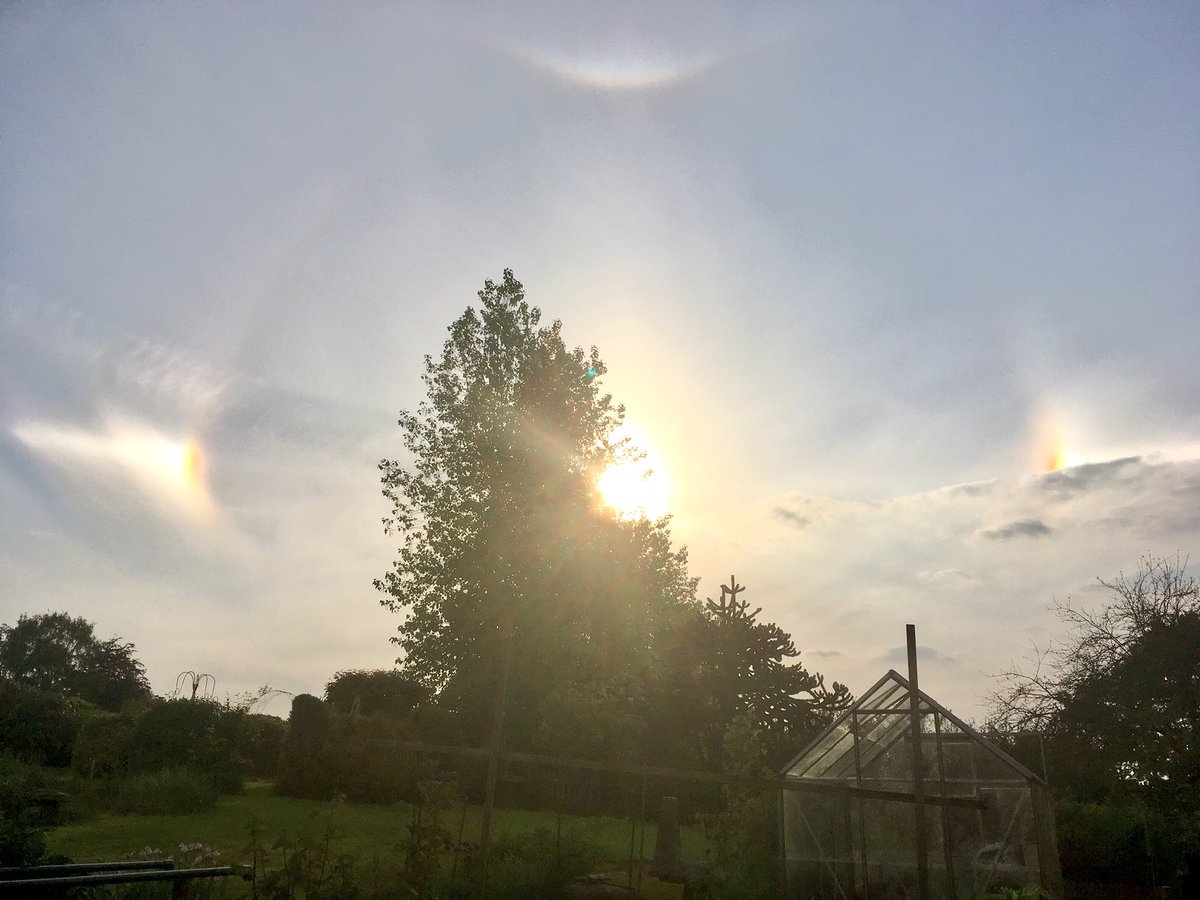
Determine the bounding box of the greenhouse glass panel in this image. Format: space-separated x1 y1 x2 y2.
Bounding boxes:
780 670 1062 899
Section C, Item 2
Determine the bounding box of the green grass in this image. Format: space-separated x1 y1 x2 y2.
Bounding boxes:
46 781 705 895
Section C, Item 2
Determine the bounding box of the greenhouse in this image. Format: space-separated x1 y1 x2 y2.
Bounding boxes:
780 669 1063 898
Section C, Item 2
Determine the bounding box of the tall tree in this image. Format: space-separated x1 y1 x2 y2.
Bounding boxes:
989 553 1200 802
653 577 851 766
375 270 696 749
0 612 151 710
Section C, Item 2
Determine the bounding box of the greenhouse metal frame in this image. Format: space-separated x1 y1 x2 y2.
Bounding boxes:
780 669 1063 899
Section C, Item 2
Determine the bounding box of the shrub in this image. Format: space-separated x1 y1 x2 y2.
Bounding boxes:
330 712 421 804
0 679 78 766
127 698 246 793
1056 799 1149 887
72 704 140 778
276 694 334 799
276 695 425 804
0 755 47 866
240 713 287 779
701 716 780 900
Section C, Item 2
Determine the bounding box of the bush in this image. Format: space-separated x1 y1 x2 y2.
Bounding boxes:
330 712 421 804
72 704 139 778
0 755 47 866
276 695 425 803
1056 800 1149 887
240 713 287 779
127 698 246 793
110 767 219 815
276 694 334 799
74 697 256 796
0 679 79 766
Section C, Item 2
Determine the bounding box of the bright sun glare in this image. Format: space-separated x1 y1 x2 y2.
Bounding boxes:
597 426 669 520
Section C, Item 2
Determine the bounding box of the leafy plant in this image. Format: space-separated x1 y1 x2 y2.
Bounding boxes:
244 799 403 899
0 754 48 866
402 779 457 895
701 715 781 900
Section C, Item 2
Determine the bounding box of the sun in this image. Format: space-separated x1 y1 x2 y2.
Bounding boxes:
597 426 669 520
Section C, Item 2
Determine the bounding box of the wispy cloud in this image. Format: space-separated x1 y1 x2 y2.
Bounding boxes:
979 519 1052 541
875 644 958 667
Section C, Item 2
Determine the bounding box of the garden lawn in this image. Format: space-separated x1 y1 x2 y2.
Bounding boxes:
47 781 707 872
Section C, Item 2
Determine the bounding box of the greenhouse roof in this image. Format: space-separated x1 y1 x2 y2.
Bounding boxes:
781 669 1041 784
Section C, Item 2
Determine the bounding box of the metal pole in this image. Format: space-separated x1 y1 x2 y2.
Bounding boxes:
933 711 956 898
851 710 870 898
907 623 930 898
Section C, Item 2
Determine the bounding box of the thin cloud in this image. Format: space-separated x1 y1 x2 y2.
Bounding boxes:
1037 456 1143 498
980 519 1052 541
875 645 957 667
773 507 810 529
918 568 978 586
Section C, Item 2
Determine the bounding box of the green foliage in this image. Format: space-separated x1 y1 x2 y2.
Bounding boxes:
240 713 287 779
276 694 334 800
328 712 421 804
1055 798 1200 892
376 269 698 753
701 715 781 900
976 887 1052 900
244 799 379 899
325 668 429 719
72 697 259 796
72 704 139 778
0 755 49 866
0 678 79 766
452 826 602 899
127 698 246 793
0 612 151 711
402 780 457 895
276 694 426 804
990 554 1200 892
655 577 851 767
990 554 1200 803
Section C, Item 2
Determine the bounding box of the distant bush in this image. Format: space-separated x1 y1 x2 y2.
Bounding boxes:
0 679 79 766
329 711 420 804
72 704 139 778
276 694 334 799
74 697 262 796
110 767 219 815
276 694 422 803
240 713 286 779
325 668 429 719
127 698 245 793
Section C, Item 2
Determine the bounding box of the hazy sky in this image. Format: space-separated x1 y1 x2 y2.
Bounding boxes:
3 3 1199 719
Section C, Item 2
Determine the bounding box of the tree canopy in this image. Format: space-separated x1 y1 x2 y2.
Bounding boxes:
989 553 1200 807
324 668 429 719
0 611 151 711
375 270 696 749
376 271 848 763
652 577 850 766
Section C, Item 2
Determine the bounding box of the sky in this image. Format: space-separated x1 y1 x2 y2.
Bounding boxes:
3 2 1199 720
